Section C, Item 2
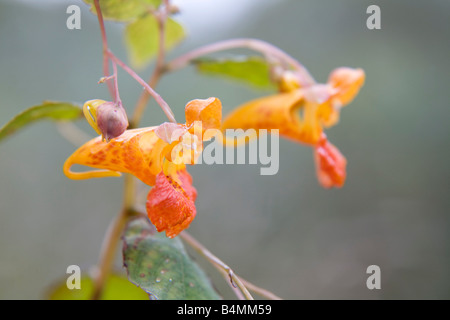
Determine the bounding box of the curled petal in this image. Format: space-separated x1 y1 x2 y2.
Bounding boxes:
146 169 197 238
63 127 171 186
318 67 365 127
185 97 222 140
314 134 347 188
328 67 365 107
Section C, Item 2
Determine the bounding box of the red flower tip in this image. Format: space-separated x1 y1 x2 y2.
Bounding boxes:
146 169 197 238
314 134 347 188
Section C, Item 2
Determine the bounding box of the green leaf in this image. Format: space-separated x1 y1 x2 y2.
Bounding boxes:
195 56 276 89
125 15 185 68
83 0 162 22
0 101 83 143
123 217 222 300
48 273 149 300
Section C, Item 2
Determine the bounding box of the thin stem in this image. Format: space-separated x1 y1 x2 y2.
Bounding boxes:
131 0 170 128
179 231 254 300
217 267 245 300
107 50 176 124
93 0 115 98
165 38 316 87
112 61 121 104
241 279 282 300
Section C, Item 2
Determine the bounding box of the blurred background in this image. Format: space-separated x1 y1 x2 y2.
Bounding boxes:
0 0 449 299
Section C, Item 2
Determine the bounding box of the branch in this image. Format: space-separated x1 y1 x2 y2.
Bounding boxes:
165 38 316 87
131 0 171 128
93 0 115 98
179 231 253 300
107 50 176 124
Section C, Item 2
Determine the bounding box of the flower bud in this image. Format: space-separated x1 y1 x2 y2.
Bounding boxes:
96 101 129 142
82 99 129 142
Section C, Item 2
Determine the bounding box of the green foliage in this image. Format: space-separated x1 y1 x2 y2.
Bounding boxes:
194 56 275 89
85 0 185 69
84 0 162 22
0 101 82 143
48 273 149 300
125 15 185 68
123 218 222 300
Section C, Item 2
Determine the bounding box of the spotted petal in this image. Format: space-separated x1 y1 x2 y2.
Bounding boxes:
146 169 197 238
63 127 170 186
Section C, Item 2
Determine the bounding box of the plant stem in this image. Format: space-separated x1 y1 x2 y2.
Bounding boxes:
112 61 121 104
165 38 316 87
241 279 282 300
93 0 115 98
131 0 170 128
179 231 254 300
107 50 176 124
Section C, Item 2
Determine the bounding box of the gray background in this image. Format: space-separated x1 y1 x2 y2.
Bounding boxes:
0 0 449 299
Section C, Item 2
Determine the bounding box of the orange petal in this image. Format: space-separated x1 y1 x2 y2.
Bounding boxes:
313 134 347 188
317 67 365 128
146 169 197 238
222 90 323 145
328 67 365 107
63 127 170 186
185 97 222 140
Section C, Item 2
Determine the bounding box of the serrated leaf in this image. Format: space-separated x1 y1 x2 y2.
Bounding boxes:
195 56 275 89
123 217 222 300
84 0 162 22
125 15 185 68
48 273 149 300
0 101 82 143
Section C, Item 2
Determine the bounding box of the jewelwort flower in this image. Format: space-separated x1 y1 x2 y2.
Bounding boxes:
221 67 365 188
64 98 222 238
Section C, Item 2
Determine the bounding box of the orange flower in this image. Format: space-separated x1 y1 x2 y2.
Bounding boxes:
64 97 222 238
221 67 364 187
222 67 365 146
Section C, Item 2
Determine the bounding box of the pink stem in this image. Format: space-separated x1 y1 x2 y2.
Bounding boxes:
107 50 176 123
93 0 115 98
166 38 316 87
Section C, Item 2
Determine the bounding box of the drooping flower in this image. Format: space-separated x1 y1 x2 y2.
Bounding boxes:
221 67 364 187
64 97 222 237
